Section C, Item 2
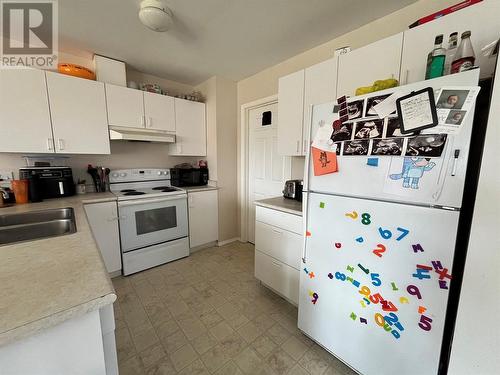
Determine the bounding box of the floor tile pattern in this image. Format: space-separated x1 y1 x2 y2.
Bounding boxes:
113 242 357 375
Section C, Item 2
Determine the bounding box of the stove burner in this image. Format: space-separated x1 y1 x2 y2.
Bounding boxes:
162 187 178 192
124 191 146 196
152 186 169 190
120 189 136 193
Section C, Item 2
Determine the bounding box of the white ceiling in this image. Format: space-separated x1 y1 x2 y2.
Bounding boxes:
58 0 417 85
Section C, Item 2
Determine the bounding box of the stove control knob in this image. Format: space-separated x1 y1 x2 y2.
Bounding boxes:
157 171 162 175
111 173 119 178
120 172 127 177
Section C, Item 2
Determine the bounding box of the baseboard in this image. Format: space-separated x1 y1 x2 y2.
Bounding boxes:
217 237 241 246
190 241 218 253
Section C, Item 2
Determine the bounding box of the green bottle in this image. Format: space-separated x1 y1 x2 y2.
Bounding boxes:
428 34 446 79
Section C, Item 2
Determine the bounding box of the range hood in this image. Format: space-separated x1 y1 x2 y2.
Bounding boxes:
109 126 175 143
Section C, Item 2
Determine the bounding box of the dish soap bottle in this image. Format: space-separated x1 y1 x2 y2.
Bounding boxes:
451 31 476 73
427 35 446 79
444 32 458 75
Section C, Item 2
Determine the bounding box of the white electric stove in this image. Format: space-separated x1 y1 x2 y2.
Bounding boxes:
109 168 189 275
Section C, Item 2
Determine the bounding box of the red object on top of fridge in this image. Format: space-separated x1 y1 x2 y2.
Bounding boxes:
409 0 483 29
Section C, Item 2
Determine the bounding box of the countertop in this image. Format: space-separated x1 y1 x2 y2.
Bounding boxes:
183 185 219 192
0 192 117 347
255 196 303 216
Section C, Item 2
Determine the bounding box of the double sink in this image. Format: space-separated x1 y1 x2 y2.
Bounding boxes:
0 208 77 246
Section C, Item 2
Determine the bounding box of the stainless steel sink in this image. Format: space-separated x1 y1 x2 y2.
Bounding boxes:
0 208 76 245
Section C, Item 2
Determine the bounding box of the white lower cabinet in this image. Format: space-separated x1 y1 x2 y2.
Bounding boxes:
188 189 218 248
84 201 122 276
254 206 302 304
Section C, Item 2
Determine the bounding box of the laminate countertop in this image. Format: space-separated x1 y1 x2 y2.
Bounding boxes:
0 192 117 347
254 196 303 216
183 185 219 192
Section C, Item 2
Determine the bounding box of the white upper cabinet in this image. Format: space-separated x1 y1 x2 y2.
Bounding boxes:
46 72 110 154
337 33 403 97
277 69 305 156
143 91 175 132
0 69 53 153
105 84 144 128
401 1 500 84
169 99 206 156
303 58 337 154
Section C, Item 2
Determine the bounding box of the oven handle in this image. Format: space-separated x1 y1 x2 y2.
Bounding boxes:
118 195 186 207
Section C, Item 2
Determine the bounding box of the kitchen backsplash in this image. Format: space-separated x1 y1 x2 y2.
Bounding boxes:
0 142 198 190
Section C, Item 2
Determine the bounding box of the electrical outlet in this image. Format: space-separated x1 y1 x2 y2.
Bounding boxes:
0 170 15 182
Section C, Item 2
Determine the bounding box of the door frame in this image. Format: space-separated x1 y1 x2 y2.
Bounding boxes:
239 94 281 243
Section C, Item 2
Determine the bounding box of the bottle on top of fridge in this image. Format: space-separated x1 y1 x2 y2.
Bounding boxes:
451 31 476 73
426 34 446 79
444 32 458 75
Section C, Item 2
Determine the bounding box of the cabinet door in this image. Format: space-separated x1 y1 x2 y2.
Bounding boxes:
46 72 110 154
302 58 338 155
0 69 54 153
143 92 175 132
105 84 144 128
337 33 403 97
169 99 206 156
188 190 218 248
277 70 305 156
84 201 122 275
401 1 500 84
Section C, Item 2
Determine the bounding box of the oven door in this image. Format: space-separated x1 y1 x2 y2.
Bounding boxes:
118 195 188 252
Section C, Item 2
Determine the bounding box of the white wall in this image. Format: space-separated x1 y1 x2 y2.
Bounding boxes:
447 60 500 375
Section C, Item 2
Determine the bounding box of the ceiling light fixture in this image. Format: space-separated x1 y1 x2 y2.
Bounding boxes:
139 0 173 32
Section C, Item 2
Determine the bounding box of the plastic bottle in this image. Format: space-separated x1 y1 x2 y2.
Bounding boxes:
451 31 476 73
444 32 458 75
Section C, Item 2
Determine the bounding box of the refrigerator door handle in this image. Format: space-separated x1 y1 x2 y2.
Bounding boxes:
271 260 282 268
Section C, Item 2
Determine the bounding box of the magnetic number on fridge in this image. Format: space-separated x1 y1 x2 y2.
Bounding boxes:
373 244 386 258
361 213 371 225
374 313 385 327
399 297 409 304
345 211 358 219
335 272 346 281
381 300 398 312
370 273 382 287
396 227 410 241
407 285 422 299
369 292 383 304
346 265 354 273
359 286 371 297
358 263 370 274
418 315 433 331
378 227 392 239
335 242 342 248
384 313 404 331
328 273 333 279
391 282 398 291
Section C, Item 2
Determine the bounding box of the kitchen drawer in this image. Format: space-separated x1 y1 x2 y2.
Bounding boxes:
255 221 302 270
255 250 299 305
255 206 302 235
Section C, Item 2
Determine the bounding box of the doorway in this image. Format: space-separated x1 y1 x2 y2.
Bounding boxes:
240 97 291 244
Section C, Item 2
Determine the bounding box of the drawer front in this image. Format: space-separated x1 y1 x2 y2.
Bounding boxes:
256 206 302 234
255 250 299 304
255 221 302 270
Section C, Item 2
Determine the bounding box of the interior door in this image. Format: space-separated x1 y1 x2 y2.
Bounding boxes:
46 72 110 154
0 68 53 153
143 91 175 132
247 103 291 243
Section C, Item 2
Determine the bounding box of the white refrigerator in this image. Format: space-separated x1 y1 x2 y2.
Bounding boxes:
298 69 481 375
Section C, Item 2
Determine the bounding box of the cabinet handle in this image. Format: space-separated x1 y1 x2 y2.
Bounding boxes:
57 139 65 151
403 69 409 85
296 140 300 153
303 140 307 154
272 229 282 236
46 138 54 151
148 117 152 127
141 116 146 127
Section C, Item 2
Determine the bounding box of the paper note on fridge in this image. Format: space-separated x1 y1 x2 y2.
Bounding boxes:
373 89 410 118
312 119 337 152
428 86 481 134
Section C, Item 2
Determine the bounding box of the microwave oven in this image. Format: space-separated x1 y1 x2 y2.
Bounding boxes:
170 168 209 187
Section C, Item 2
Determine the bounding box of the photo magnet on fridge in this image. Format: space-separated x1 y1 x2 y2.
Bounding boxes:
396 87 438 134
